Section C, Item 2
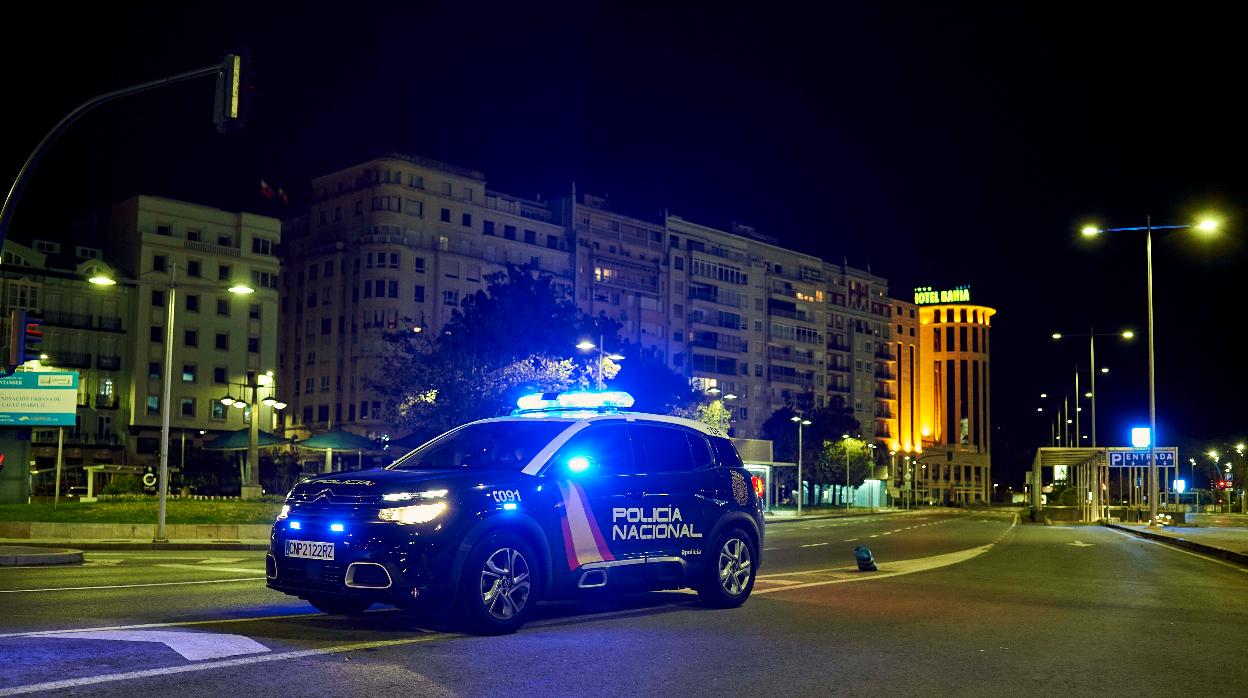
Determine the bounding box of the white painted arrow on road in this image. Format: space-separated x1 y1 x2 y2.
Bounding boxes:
44 630 269 661
1068 540 1094 547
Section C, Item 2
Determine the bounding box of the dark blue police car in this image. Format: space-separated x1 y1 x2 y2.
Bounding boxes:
267 390 764 633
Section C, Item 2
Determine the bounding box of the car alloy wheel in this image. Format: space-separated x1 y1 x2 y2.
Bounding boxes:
479 547 532 620
718 536 752 596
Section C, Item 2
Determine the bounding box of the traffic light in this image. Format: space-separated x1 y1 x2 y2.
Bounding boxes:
7 308 42 369
1218 480 1229 490
213 48 253 134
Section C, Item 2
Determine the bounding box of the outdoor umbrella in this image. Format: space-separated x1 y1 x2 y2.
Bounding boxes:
201 428 285 451
296 429 378 473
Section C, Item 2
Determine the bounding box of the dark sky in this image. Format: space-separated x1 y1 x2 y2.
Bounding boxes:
3 3 1243 484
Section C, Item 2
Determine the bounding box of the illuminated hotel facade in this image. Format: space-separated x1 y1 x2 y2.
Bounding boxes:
885 286 996 504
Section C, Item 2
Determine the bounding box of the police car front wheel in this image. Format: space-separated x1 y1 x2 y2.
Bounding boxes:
697 527 757 608
459 532 539 634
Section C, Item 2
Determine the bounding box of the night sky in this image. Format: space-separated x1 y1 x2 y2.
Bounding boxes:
3 3 1243 485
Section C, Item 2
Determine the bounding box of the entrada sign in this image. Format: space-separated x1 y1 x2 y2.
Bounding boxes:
1107 448 1177 468
914 285 971 305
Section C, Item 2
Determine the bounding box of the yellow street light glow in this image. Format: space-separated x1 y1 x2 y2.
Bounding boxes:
1051 333 1063 340
1208 450 1219 460
1101 367 1109 374
576 340 595 350
88 276 117 286
1196 219 1219 233
1040 393 1047 398
1122 330 1135 339
228 284 255 294
1084 392 1093 398
1081 226 1100 236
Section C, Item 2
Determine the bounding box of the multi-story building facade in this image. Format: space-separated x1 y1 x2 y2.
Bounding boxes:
278 155 994 497
278 155 572 441
882 287 995 504
2 195 282 476
2 240 132 473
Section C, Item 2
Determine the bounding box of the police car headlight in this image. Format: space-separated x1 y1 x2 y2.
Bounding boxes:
378 501 447 525
276 504 290 521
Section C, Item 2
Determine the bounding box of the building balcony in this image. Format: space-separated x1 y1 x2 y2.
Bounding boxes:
827 341 852 352
767 306 814 323
767 348 815 365
53 352 92 369
875 348 897 361
828 384 851 394
875 369 897 380
691 337 748 353
95 396 119 410
875 389 897 400
97 355 121 371
827 362 850 373
186 240 241 258
98 317 123 332
42 310 95 329
32 431 125 447
768 373 814 388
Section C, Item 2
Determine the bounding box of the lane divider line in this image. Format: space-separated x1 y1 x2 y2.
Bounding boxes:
0 577 265 594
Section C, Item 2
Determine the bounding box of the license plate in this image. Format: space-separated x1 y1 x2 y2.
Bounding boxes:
285 540 334 560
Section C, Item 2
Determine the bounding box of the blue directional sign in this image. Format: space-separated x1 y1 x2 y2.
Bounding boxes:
0 372 79 426
1107 448 1177 468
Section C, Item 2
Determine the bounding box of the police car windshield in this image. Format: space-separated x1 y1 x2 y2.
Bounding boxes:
388 421 570 471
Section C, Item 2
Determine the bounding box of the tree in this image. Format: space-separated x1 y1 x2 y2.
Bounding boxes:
762 405 861 506
691 399 731 435
374 263 695 441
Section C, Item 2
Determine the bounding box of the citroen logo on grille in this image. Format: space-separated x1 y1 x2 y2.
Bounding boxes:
312 488 333 503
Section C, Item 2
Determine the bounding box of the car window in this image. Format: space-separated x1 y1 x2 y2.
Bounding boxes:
630 424 695 473
388 421 569 471
552 424 635 475
687 432 715 469
710 435 744 469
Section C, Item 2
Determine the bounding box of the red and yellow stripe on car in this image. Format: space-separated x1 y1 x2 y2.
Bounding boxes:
556 480 615 570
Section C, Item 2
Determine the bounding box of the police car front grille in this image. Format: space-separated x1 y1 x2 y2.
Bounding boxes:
276 559 345 587
291 491 382 505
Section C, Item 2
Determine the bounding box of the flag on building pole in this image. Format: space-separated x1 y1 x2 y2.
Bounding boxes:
260 180 275 199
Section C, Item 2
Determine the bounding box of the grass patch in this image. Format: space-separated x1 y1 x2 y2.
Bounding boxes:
0 498 284 524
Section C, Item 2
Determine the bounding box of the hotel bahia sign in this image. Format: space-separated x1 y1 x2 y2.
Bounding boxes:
914 285 971 305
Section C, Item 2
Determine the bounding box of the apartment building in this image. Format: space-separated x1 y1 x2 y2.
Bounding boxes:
278 155 572 440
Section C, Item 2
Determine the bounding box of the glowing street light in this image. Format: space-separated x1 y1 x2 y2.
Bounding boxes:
1079 215 1220 526
790 415 812 516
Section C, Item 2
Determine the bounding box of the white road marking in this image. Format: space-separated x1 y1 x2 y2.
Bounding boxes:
754 544 997 594
799 543 829 548
42 630 269 661
1068 541 1094 547
0 577 265 594
0 613 327 639
200 558 245 565
159 564 266 574
0 634 453 697
844 538 858 542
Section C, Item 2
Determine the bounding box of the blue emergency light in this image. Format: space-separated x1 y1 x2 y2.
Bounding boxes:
515 390 635 411
289 521 302 530
330 523 345 532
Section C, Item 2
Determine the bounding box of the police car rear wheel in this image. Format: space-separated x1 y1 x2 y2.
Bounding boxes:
460 532 539 634
697 528 756 608
306 595 373 616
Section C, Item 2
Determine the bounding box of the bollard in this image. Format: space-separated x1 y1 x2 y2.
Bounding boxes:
853 544 877 572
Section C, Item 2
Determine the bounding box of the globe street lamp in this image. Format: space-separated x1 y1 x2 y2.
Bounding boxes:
91 265 254 540
576 336 624 390
1081 216 1219 526
1051 328 1134 447
790 415 811 515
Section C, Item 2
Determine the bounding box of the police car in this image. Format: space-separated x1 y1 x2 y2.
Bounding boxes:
267 390 764 633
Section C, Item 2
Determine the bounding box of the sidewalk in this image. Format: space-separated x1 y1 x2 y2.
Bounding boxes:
1104 522 1248 565
0 537 269 552
764 506 971 525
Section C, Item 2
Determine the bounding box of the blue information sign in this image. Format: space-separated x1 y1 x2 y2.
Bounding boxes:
1107 448 1176 468
0 372 80 426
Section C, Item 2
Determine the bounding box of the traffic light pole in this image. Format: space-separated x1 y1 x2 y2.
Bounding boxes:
0 62 223 251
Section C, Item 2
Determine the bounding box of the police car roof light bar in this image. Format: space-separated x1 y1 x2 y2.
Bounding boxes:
513 390 636 415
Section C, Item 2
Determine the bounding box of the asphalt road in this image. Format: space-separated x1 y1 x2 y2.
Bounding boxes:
2 510 1246 696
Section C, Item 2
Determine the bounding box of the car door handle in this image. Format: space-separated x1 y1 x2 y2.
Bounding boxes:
695 492 728 507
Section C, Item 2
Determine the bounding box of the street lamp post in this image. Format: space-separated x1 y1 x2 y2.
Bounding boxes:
1082 216 1218 526
576 335 624 390
91 266 255 540
220 372 286 497
841 433 852 510
790 415 811 515
1052 329 1133 447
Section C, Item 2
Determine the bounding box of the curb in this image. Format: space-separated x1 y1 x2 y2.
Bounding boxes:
0 547 84 566
1103 523 1248 567
0 540 269 552
764 509 942 525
